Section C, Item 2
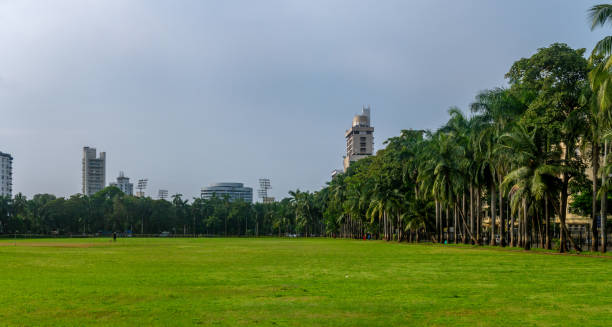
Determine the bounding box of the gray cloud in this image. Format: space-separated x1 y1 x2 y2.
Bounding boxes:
0 0 607 199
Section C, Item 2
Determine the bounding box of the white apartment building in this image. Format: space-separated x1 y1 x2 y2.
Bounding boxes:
0 152 13 197
343 106 374 171
82 147 106 196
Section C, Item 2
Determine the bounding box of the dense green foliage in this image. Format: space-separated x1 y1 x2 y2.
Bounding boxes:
320 40 612 254
0 238 610 326
0 189 318 237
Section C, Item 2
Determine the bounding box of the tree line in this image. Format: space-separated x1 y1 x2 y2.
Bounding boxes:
3 4 612 255
0 187 320 237
320 5 612 254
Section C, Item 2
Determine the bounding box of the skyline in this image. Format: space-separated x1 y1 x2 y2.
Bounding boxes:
1 0 607 200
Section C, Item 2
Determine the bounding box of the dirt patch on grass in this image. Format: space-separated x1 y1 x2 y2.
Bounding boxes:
0 242 101 248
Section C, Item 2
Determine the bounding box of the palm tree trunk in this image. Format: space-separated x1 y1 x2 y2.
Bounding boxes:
490 184 496 246
442 203 446 243
476 186 481 244
445 206 449 243
545 195 551 250
382 213 385 240
454 200 458 244
518 204 523 248
470 185 475 245
387 211 391 241
381 213 385 240
397 211 402 243
435 200 440 243
498 177 505 247
523 197 530 250
385 211 390 241
510 195 516 247
391 211 394 241
537 206 543 248
389 211 393 241
462 192 467 244
560 172 570 253
601 141 608 253
592 142 600 252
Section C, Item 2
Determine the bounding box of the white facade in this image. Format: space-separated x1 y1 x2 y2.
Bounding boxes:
343 106 374 171
0 152 13 197
109 171 133 195
82 147 106 196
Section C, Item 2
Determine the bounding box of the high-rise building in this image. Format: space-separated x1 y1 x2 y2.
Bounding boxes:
82 147 106 196
201 183 253 202
0 151 13 198
109 171 133 195
343 106 374 171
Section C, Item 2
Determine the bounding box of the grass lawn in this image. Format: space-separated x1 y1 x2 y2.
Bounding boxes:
0 238 611 326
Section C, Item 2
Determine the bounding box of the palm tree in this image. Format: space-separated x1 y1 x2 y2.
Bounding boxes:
500 124 562 250
471 88 525 246
589 4 612 60
588 4 612 253
417 133 444 242
588 56 612 253
443 108 476 244
419 130 466 244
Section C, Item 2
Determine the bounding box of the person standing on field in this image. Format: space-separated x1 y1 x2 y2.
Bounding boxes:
113 232 117 242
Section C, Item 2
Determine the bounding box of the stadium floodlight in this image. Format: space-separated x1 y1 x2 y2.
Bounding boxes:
158 189 168 200
137 178 148 197
258 178 274 203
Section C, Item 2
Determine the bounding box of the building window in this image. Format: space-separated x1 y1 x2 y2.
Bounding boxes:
366 131 372 134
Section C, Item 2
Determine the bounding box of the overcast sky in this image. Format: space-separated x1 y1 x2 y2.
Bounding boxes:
0 0 607 201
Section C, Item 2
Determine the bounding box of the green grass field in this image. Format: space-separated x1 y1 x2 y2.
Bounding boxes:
0 238 610 326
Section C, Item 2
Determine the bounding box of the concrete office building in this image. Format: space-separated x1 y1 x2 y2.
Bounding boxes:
82 147 106 196
0 151 13 197
201 183 253 203
110 171 133 195
343 106 374 171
